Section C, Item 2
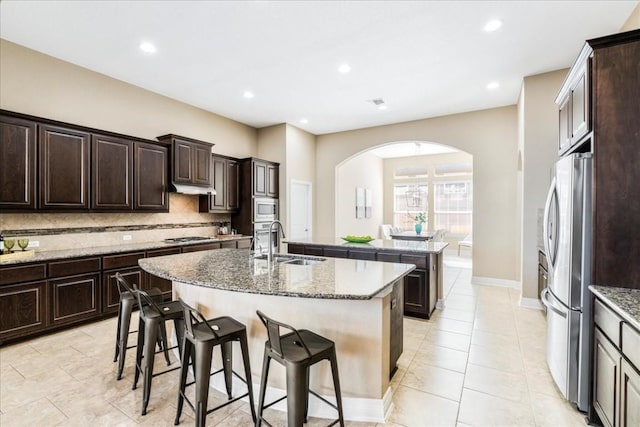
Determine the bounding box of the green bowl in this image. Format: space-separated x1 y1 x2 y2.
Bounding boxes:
341 236 374 243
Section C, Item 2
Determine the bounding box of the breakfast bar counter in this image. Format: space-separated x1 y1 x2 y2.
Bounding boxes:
138 248 414 422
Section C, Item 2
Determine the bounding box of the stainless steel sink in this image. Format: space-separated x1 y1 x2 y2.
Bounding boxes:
253 254 326 265
282 258 325 265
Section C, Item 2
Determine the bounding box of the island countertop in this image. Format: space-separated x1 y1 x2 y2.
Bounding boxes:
283 237 449 254
138 248 415 300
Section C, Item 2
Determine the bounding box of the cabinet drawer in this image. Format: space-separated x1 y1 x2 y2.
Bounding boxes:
400 255 427 269
220 241 237 249
287 244 304 255
0 263 47 285
181 243 221 253
377 252 401 263
538 251 548 271
237 239 251 249
595 299 622 348
146 247 181 258
304 246 323 256
348 250 376 261
622 323 640 369
48 257 101 278
103 251 145 270
323 248 349 259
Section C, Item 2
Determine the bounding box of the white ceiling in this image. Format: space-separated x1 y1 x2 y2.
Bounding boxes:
371 142 458 158
0 1 636 135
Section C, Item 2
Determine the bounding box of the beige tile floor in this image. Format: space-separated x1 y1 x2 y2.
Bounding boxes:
0 254 587 426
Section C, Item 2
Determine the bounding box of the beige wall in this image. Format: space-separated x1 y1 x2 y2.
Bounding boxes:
335 151 384 238
0 39 257 158
382 151 473 244
316 106 519 282
620 2 640 31
517 70 567 300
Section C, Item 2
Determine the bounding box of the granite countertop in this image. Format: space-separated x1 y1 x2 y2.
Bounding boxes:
0 235 252 266
139 248 415 300
283 237 449 254
590 285 640 331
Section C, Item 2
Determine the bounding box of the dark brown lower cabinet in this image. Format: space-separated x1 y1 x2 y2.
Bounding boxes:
49 273 100 327
237 239 251 249
102 267 144 314
285 242 437 318
182 243 221 253
403 269 428 318
0 281 47 342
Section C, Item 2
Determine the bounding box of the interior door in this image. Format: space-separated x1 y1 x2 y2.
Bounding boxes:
290 180 312 240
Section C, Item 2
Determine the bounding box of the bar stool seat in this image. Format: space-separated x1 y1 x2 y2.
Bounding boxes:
256 310 345 427
175 299 256 427
132 286 186 416
113 273 170 380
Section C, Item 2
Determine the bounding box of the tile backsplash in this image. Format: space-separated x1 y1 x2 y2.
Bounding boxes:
0 194 231 251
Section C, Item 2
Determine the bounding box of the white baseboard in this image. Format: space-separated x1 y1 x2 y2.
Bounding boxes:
519 296 544 310
471 276 521 289
208 374 391 422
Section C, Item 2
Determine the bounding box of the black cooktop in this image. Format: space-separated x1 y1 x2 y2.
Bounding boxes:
164 236 211 243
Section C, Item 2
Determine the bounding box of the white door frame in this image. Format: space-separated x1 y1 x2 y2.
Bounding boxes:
289 179 313 240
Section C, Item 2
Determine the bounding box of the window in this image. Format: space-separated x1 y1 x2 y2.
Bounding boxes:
393 184 427 230
434 181 472 234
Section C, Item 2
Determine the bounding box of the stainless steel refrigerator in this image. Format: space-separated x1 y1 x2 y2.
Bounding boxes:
541 152 592 412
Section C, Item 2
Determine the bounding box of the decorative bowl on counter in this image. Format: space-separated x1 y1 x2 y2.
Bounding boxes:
341 235 374 243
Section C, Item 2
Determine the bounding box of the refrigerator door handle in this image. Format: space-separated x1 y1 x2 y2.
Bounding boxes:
543 176 559 272
541 288 567 318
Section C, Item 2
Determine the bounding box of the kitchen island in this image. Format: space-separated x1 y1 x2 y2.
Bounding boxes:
284 238 448 318
139 248 414 422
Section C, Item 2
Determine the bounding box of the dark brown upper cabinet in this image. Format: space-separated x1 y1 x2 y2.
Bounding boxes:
157 134 213 188
134 141 168 211
251 159 279 198
39 124 90 210
0 115 37 210
199 155 239 213
91 134 133 210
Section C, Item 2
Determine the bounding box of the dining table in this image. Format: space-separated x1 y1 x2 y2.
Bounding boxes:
389 230 435 241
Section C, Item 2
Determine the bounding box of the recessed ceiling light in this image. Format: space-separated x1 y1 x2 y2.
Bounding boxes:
139 42 156 53
300 118 308 124
486 81 500 90
338 64 351 74
243 90 254 99
484 19 502 32
378 105 388 110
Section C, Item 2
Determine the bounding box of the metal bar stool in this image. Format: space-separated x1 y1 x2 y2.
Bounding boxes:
113 272 170 380
132 284 186 416
175 299 257 427
256 310 345 427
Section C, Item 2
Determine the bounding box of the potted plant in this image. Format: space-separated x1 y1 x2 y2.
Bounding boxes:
413 212 426 235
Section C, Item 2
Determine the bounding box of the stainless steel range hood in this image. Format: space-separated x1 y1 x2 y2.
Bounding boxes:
169 183 216 195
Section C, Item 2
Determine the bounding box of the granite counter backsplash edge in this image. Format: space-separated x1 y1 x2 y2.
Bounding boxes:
590 285 640 331
2 221 226 237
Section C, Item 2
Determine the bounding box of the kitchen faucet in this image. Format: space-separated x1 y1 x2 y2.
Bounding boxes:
267 220 286 263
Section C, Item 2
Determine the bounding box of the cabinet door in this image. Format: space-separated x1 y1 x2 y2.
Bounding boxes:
253 161 267 196
570 67 589 144
593 328 620 427
134 141 168 211
103 267 143 314
210 156 226 209
181 242 221 253
49 273 100 326
91 134 133 210
0 115 37 210
237 238 251 249
0 280 47 342
267 164 279 197
558 95 571 154
193 143 212 186
403 269 428 318
226 160 239 210
620 359 640 427
39 124 90 209
173 140 193 184
389 280 403 378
